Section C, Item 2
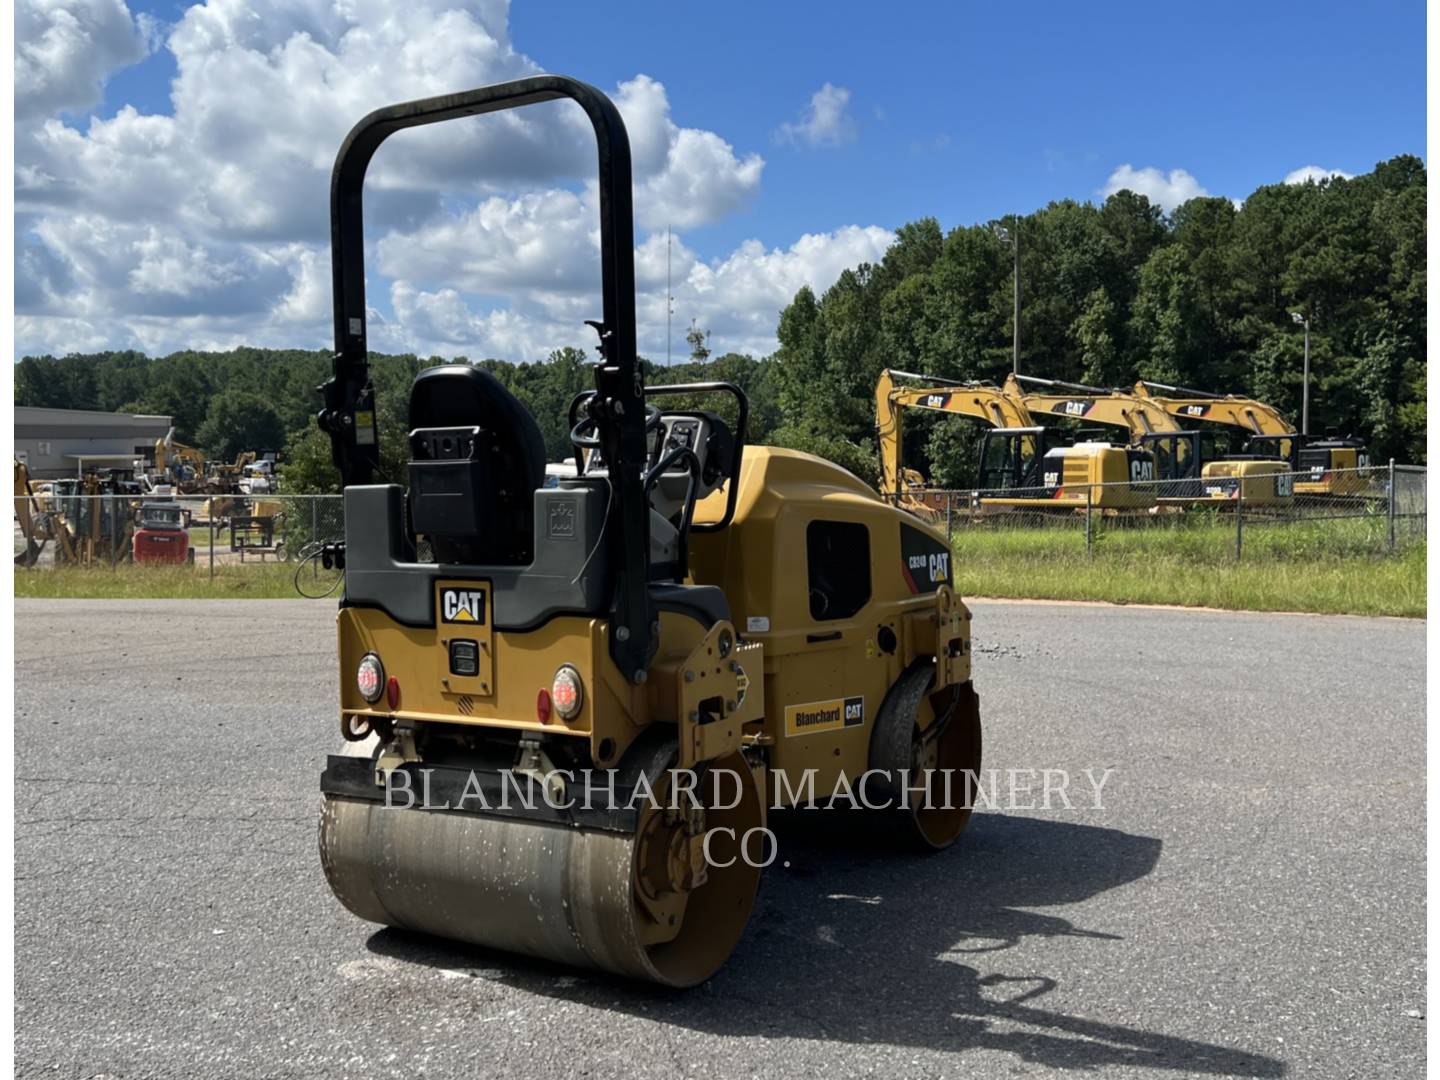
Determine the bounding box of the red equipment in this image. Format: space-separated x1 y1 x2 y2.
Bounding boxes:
132 503 192 564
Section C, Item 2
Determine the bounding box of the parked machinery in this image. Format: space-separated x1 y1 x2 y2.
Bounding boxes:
227 496 287 558
316 77 981 986
17 470 139 565
241 451 281 494
14 458 71 565
1132 381 1371 498
151 433 208 493
1009 375 1295 507
875 369 1156 516
132 500 194 564
204 452 257 493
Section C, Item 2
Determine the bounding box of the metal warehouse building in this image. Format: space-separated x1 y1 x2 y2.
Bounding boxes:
15 406 174 480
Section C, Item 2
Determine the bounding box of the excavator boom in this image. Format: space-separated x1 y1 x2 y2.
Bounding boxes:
1133 380 1372 498
874 368 1155 513
876 368 1034 500
1132 381 1293 436
1006 374 1181 439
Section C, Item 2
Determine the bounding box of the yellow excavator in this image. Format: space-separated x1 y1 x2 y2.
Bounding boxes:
1009 375 1294 507
1133 381 1371 498
152 434 208 492
875 369 1156 517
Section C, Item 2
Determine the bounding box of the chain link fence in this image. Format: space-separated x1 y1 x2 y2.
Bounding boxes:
14 492 345 577
910 463 1425 559
14 464 1425 590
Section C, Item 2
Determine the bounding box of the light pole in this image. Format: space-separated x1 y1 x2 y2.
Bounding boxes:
666 226 674 368
1290 311 1310 436
993 224 1020 374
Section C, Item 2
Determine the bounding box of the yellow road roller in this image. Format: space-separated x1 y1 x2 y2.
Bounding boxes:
315 76 981 987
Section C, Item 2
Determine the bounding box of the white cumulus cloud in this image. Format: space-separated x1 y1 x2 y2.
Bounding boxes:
1100 164 1208 212
373 225 895 361
1283 164 1353 185
14 1 891 365
15 0 154 121
775 83 857 148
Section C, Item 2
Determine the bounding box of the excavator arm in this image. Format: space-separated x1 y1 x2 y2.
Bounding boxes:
154 436 207 482
1132 381 1295 437
876 368 1034 500
1007 374 1181 439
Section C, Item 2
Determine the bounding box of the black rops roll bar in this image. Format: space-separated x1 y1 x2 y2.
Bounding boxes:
320 75 654 682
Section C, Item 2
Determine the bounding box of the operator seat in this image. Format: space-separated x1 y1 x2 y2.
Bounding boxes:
407 365 546 565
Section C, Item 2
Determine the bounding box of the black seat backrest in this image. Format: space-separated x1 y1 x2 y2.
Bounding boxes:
407 365 547 564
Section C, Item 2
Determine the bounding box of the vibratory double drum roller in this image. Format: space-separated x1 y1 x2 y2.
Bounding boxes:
315 74 981 986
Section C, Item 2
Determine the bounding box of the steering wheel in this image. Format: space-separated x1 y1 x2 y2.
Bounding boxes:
570 402 663 450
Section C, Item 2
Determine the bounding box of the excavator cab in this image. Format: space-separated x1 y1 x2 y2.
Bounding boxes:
1136 430 1220 497
1242 434 1300 466
976 426 1070 491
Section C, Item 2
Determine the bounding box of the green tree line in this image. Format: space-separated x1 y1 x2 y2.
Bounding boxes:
15 155 1424 491
771 155 1425 484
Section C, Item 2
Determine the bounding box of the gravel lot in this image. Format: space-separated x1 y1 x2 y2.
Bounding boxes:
14 598 1426 1078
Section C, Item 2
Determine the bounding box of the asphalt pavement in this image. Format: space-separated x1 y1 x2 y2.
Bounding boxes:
14 598 1426 1078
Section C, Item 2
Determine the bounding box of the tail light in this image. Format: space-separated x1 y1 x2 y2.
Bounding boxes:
356 653 384 703
551 665 583 720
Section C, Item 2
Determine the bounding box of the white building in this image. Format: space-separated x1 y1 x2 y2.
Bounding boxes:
14 406 174 480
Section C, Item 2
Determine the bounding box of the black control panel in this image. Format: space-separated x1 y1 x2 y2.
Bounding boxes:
663 419 701 469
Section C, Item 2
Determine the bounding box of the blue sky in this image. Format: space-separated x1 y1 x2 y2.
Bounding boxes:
540 0 1426 258
16 0 1426 360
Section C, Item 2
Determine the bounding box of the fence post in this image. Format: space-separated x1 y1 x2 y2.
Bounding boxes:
208 514 216 581
109 496 119 571
1234 477 1243 560
1385 458 1396 553
1085 486 1093 556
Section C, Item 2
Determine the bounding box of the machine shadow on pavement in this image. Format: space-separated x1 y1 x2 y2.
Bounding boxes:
366 812 1285 1076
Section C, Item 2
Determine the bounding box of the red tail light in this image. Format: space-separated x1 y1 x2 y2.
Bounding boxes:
356 653 384 703
551 665 584 719
536 688 553 724
385 676 400 710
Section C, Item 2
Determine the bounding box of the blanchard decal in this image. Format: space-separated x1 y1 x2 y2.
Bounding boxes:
439 587 487 624
899 523 953 595
784 696 865 738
